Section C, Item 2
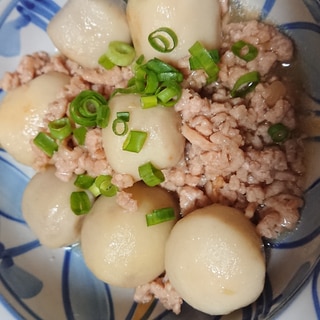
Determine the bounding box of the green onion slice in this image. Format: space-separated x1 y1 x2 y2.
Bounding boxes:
98 54 115 70
268 123 290 143
95 175 118 197
96 104 110 128
156 80 182 107
100 41 136 68
112 112 130 136
231 40 258 62
141 95 158 109
148 27 178 53
146 207 175 226
73 126 87 145
123 130 147 153
146 58 181 76
70 90 109 128
74 174 95 189
88 182 101 197
112 118 128 136
48 117 72 140
116 111 130 122
70 191 92 215
188 41 220 83
33 132 58 157
230 71 260 98
144 70 159 94
138 162 165 186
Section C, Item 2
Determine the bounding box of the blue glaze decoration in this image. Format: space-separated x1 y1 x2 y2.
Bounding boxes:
0 0 61 57
312 260 320 318
62 246 115 320
260 0 276 21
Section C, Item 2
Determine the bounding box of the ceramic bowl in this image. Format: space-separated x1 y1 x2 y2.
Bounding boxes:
0 0 319 319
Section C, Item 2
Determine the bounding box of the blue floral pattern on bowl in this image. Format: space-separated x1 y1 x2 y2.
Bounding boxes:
0 0 319 319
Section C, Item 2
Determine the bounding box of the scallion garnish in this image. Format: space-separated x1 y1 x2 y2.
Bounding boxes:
138 162 165 186
111 57 183 107
268 123 290 143
116 111 130 122
143 69 159 94
231 40 258 62
156 80 182 107
148 27 178 53
99 41 136 69
146 58 182 76
122 130 148 153
73 126 87 145
188 41 220 83
94 175 118 197
112 111 130 136
69 90 109 128
33 132 58 157
112 118 128 136
146 207 175 226
96 104 110 128
98 54 115 70
74 174 95 189
70 191 92 215
230 71 260 98
48 117 72 140
141 95 158 109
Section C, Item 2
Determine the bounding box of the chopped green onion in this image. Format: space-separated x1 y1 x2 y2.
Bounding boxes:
148 27 178 53
134 54 145 68
74 174 95 189
143 70 159 94
156 81 182 107
230 71 260 98
138 162 165 186
268 123 290 143
33 132 58 157
48 117 72 140
95 175 118 197
123 130 147 153
188 41 220 83
208 49 220 63
96 104 110 128
73 126 87 145
98 54 115 70
146 58 181 76
116 111 130 122
112 118 128 136
112 111 130 136
112 57 183 107
146 207 175 226
99 41 136 68
88 182 101 197
141 95 158 109
70 90 109 128
157 71 183 82
70 191 92 215
231 40 258 62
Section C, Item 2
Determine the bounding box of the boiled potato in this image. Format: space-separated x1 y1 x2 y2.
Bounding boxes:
47 0 131 69
0 72 70 166
81 182 178 287
126 0 221 64
22 167 86 248
165 204 266 315
102 94 185 180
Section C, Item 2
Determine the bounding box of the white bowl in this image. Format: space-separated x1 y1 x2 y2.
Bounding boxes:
0 0 319 319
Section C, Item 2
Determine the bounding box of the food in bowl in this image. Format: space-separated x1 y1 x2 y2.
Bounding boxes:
0 0 305 316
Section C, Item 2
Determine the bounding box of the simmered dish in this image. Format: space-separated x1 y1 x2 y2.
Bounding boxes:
0 0 305 316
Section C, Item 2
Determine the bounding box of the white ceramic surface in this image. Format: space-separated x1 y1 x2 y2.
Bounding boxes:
0 0 319 319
